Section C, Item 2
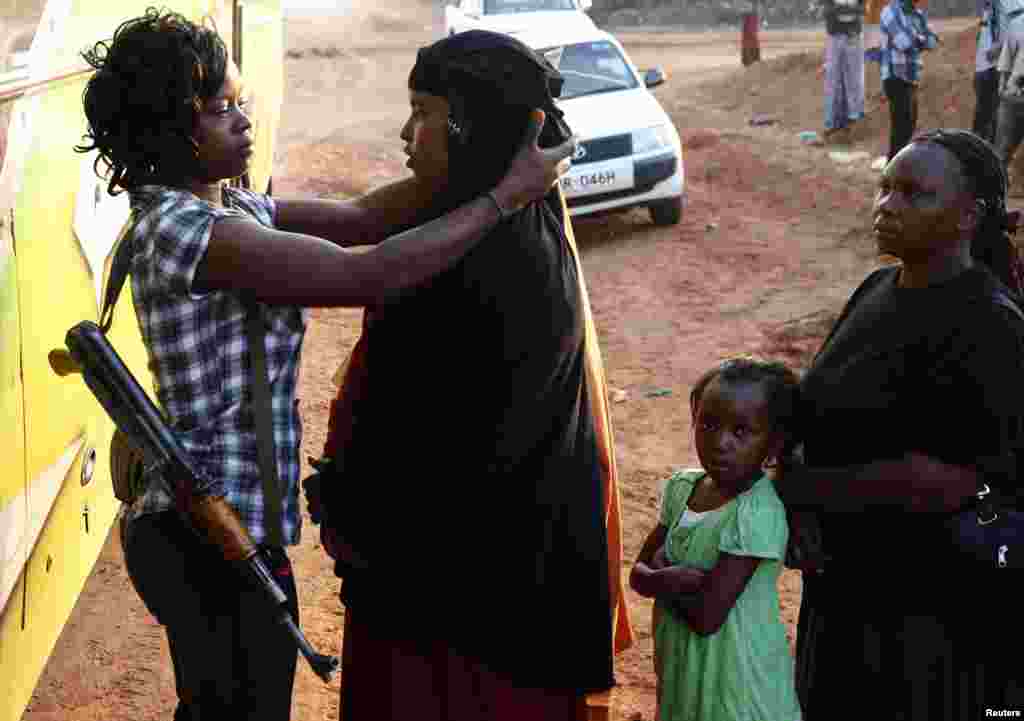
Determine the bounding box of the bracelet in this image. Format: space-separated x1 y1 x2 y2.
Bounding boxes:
485 190 506 224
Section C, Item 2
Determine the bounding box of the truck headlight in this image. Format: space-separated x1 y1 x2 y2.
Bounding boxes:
632 125 674 154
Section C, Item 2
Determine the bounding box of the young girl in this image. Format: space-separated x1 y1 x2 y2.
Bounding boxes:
631 357 802 721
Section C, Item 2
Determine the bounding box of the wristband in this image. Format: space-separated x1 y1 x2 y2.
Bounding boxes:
486 190 506 224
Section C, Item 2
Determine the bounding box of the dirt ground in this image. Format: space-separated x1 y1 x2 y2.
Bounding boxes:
21 7 982 721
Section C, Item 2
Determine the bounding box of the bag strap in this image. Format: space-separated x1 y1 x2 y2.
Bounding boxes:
244 297 285 548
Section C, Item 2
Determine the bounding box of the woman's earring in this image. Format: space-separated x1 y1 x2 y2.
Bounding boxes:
447 116 463 141
762 456 779 471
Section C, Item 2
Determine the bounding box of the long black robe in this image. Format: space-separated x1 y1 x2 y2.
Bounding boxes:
795 263 1024 719
326 193 615 694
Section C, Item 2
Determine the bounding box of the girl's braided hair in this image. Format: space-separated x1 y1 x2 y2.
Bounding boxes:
912 128 1024 296
75 8 228 194
689 356 802 463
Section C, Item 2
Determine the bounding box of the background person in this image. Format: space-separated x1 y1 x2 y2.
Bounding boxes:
973 0 1002 144
879 0 938 161
77 11 573 720
995 2 1024 174
741 0 762 66
777 129 1024 720
823 0 866 139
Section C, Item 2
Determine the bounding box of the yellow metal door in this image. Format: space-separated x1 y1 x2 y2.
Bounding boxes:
0 205 28 718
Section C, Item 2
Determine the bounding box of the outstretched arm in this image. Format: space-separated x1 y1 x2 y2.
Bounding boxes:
273 176 438 248
195 110 575 306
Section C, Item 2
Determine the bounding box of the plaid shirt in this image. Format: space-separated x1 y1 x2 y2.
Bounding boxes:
880 0 938 83
121 185 307 546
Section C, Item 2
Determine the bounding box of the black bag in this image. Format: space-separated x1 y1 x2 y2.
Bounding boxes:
952 483 1023 568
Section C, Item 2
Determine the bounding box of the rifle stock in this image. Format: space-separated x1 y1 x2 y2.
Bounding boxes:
61 320 339 683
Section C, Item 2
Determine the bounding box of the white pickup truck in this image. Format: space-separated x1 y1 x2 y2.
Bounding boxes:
444 0 596 38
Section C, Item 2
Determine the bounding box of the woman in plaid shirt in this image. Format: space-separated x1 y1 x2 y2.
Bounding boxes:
76 9 573 720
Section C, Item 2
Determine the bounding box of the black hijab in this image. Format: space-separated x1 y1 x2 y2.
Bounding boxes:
407 29 573 214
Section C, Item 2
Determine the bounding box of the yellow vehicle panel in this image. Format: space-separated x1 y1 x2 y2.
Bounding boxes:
0 2 282 720
0 186 27 718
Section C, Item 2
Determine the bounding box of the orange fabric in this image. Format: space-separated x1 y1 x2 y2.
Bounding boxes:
865 0 884 25
558 189 634 655
323 316 369 460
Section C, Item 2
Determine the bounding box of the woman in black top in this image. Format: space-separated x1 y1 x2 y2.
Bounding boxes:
776 129 1024 720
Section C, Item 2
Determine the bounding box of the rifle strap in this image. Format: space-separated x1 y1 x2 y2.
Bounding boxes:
244 297 285 548
99 217 135 333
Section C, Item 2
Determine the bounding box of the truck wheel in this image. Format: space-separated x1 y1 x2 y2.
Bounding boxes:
649 196 683 225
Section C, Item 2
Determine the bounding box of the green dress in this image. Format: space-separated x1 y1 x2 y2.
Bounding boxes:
654 470 802 721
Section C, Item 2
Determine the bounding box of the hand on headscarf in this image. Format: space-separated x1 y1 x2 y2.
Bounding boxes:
492 109 576 214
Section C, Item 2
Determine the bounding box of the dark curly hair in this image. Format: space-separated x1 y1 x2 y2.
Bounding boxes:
75 8 229 194
689 356 802 462
912 129 1024 297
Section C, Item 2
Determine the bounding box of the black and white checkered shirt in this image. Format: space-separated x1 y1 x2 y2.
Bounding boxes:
121 185 306 546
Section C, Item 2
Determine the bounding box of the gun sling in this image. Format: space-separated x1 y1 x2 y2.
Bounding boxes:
244 297 285 548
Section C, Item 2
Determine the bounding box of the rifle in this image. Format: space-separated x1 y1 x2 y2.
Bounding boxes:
49 320 339 683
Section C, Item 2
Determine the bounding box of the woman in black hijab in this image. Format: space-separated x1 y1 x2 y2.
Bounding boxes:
318 30 620 721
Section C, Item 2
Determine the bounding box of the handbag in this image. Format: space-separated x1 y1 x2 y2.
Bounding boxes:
952 482 1023 569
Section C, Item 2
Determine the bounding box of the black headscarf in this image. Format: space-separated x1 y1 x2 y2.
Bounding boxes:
408 29 573 213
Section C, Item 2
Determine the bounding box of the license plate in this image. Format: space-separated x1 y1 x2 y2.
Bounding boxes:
560 159 634 198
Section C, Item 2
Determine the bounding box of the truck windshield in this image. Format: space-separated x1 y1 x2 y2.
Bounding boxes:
541 40 638 100
485 0 577 14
